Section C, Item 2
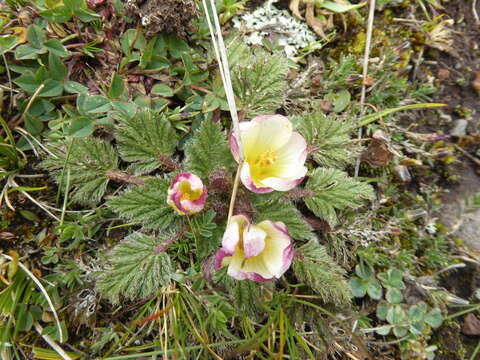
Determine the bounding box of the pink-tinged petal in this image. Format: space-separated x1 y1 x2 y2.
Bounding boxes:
260 174 306 191
171 173 190 188
229 132 240 163
214 249 232 269
180 200 203 214
246 272 274 282
239 254 274 279
258 131 308 191
222 221 240 254
279 243 295 276
272 221 289 236
240 162 274 194
167 173 207 215
227 249 249 280
172 190 188 214
181 173 203 191
276 132 308 164
243 225 266 259
180 185 208 214
222 215 248 253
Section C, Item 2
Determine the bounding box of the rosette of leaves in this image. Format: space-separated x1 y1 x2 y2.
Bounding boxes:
37 39 376 306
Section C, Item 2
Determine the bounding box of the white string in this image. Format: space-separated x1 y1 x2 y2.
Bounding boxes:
202 0 245 162
202 0 227 87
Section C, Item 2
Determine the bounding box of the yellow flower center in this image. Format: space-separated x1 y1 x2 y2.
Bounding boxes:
178 181 202 201
255 151 277 167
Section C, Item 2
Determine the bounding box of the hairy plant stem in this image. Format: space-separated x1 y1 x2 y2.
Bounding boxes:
227 162 243 224
154 226 187 254
105 169 145 186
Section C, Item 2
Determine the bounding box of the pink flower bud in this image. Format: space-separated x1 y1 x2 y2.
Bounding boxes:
167 173 207 215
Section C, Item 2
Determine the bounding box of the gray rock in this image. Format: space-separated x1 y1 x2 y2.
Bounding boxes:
439 166 480 252
456 209 480 251
450 119 469 136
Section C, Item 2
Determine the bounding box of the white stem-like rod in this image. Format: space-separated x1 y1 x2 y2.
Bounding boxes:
203 0 245 162
201 0 227 87
354 0 376 177
34 322 72 360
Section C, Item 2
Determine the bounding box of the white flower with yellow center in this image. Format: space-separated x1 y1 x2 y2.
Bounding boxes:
215 215 294 282
230 115 308 193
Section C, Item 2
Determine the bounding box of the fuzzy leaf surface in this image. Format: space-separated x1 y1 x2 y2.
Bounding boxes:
108 178 181 231
305 168 374 226
229 40 289 117
293 240 351 305
184 120 234 179
251 193 313 240
115 111 178 174
96 232 174 304
39 138 118 205
294 111 353 169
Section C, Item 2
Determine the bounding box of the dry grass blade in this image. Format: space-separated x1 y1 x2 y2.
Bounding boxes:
1 254 64 342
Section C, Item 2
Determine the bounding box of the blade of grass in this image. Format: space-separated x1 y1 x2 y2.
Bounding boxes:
357 103 446 127
1 254 64 343
0 115 18 163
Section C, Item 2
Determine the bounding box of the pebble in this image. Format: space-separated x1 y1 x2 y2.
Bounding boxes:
450 119 468 136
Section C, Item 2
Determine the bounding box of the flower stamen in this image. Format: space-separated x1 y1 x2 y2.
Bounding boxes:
255 151 277 167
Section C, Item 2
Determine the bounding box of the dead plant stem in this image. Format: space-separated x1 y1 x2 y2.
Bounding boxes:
474 0 479 24
33 322 72 360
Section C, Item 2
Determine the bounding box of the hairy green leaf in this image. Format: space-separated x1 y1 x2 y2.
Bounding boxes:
229 39 289 117
294 111 353 169
184 120 234 179
39 138 119 205
293 240 351 305
115 110 178 174
96 232 174 304
252 193 313 240
305 168 374 226
108 178 181 231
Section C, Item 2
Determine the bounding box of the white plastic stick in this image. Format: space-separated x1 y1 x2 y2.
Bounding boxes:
202 0 245 161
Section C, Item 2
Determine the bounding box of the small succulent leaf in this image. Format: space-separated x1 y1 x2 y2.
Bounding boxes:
425 308 443 328
376 301 389 321
386 287 403 304
366 279 383 300
349 277 367 298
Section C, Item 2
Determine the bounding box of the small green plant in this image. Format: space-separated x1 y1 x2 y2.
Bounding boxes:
349 263 383 300
0 252 65 358
351 266 444 359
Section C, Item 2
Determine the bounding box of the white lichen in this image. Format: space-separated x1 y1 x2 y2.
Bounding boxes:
232 0 317 58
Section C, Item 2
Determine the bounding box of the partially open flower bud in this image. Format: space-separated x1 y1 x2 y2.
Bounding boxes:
167 173 207 215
